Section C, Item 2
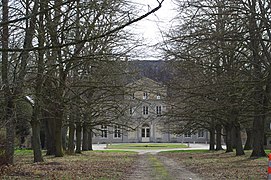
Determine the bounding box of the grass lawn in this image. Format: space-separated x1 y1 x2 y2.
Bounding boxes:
159 150 268 179
106 143 188 150
0 149 138 180
159 149 209 153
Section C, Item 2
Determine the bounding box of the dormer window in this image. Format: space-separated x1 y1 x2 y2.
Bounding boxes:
143 92 148 99
157 93 161 99
129 106 133 115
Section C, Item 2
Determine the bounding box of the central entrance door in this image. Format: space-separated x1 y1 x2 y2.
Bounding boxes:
141 124 150 142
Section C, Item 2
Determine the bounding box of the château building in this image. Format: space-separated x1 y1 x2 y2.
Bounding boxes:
92 77 210 144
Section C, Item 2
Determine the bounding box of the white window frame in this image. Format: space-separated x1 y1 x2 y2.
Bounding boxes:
157 93 161 99
143 106 149 115
156 106 162 115
184 131 192 138
101 125 108 139
143 92 148 99
198 129 204 138
114 125 122 139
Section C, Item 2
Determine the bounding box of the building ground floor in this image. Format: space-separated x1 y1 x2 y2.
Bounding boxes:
92 122 209 144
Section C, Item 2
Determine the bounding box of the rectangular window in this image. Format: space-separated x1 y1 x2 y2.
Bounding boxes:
156 106 162 115
141 129 145 137
129 93 135 100
184 131 192 138
143 106 149 115
198 129 204 138
146 128 150 137
101 125 108 138
143 92 148 99
114 125 121 138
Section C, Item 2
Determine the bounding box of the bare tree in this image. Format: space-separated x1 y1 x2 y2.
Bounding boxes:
163 0 269 156
1 0 165 163
1 0 15 165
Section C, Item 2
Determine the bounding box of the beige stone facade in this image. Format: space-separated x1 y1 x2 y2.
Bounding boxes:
92 77 209 143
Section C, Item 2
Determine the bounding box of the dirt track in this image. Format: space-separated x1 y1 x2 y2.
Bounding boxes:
92 143 208 180
125 153 202 180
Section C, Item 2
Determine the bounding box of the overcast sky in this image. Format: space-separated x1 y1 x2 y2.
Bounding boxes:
130 0 177 60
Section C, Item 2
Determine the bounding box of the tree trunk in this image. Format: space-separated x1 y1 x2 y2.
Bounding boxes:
54 107 64 157
251 115 266 157
235 123 245 156
67 122 75 154
62 126 68 151
248 0 267 158
231 126 237 149
75 122 82 154
82 124 88 151
2 0 15 165
225 124 233 153
40 120 45 149
5 100 15 165
15 0 40 161
31 95 43 162
30 2 45 161
215 124 223 151
88 130 93 151
43 0 65 157
244 128 253 150
209 127 215 150
45 118 56 155
31 121 44 162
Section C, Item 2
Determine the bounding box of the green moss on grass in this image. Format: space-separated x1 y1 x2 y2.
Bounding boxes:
148 154 172 180
107 143 188 150
159 149 210 154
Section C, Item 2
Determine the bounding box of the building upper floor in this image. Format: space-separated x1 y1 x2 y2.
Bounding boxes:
125 77 167 101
